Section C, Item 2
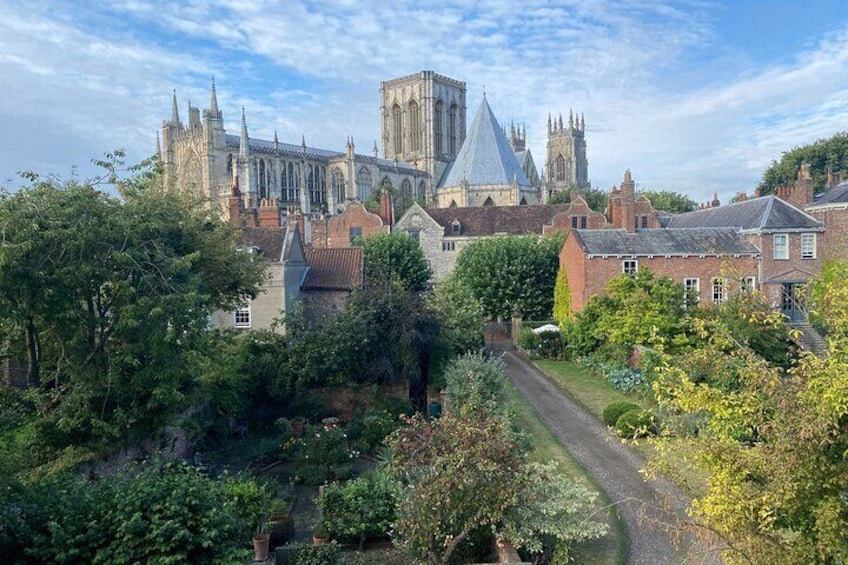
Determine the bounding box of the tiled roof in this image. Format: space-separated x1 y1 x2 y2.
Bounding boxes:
573 228 760 257
666 195 822 231
809 181 848 207
440 97 532 188
304 247 363 290
237 227 287 260
427 204 570 237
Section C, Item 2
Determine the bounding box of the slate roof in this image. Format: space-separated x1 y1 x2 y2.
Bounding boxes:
427 204 570 237
226 134 340 158
238 227 287 261
440 97 532 188
303 247 363 290
666 195 822 231
809 181 848 207
573 228 760 257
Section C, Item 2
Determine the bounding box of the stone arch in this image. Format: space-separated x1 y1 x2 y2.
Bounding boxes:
408 99 420 152
399 178 413 213
483 196 495 207
418 180 427 203
331 167 345 202
556 154 566 182
449 200 458 208
357 166 373 200
434 100 444 153
519 196 528 205
449 103 459 154
392 103 403 155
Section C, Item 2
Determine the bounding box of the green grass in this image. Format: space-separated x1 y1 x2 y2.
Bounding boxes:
533 359 650 420
503 376 626 565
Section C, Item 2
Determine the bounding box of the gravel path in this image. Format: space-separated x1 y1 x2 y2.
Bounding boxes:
500 351 721 565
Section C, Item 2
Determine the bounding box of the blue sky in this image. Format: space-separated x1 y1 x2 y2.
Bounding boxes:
2 0 848 204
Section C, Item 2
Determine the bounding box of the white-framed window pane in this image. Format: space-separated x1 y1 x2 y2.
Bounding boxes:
234 303 251 328
684 278 700 307
622 259 638 276
773 233 788 260
742 276 756 293
801 233 816 259
712 278 725 304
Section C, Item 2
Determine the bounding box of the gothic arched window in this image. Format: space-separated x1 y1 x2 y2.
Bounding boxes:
418 180 427 203
357 166 373 201
399 178 413 212
409 100 420 153
226 154 233 177
449 104 458 154
434 101 444 153
259 159 267 200
555 154 566 182
331 167 345 202
392 104 403 155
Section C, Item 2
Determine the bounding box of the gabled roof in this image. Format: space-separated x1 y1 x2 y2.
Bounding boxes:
809 181 848 208
440 97 532 188
666 195 822 231
238 227 287 261
572 228 760 257
427 204 570 237
303 247 363 291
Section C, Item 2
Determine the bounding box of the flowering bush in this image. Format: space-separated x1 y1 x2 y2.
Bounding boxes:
319 470 398 549
292 425 355 485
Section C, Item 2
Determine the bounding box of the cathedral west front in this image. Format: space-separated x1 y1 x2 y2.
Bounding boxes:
159 71 589 218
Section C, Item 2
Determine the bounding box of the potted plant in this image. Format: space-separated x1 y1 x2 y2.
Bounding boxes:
253 518 270 562
268 498 294 547
291 417 307 438
312 521 329 546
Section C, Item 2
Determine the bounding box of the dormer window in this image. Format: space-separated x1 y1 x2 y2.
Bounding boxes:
451 220 461 235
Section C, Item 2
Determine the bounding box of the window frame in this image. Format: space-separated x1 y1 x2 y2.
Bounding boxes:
349 226 363 245
711 277 725 304
234 302 251 329
622 259 638 276
684 277 700 307
801 232 816 259
773 233 789 260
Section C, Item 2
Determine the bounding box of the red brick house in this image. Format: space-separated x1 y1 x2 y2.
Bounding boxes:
561 228 760 312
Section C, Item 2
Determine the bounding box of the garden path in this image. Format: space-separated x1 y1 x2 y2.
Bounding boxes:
498 350 723 565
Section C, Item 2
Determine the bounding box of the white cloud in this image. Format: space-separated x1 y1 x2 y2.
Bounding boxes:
1 0 846 206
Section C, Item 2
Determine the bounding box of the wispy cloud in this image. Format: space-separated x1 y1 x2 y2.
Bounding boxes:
1 0 846 203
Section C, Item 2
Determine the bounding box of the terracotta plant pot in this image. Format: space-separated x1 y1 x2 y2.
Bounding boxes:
312 534 328 546
291 417 306 438
253 534 270 561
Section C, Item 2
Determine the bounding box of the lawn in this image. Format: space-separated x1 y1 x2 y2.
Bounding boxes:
502 376 626 565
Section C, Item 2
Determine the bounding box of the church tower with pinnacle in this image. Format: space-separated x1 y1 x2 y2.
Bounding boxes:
544 110 589 199
380 71 467 202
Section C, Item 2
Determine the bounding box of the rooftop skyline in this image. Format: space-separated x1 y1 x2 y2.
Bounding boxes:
3 1 848 204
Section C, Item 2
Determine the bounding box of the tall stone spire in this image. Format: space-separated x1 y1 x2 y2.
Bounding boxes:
547 113 552 134
558 113 563 131
209 78 220 119
580 112 585 131
569 109 574 129
373 140 378 158
239 107 249 157
155 131 161 157
171 90 181 126
273 130 279 150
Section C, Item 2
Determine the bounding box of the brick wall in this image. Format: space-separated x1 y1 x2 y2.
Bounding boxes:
750 231 823 308
809 207 848 262
560 234 759 312
312 202 389 248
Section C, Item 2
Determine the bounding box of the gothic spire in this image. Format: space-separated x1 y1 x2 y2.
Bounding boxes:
239 107 249 157
373 140 378 158
547 113 552 135
301 135 307 153
274 130 279 150
580 112 585 131
558 113 563 131
569 109 574 129
209 78 220 118
171 90 180 126
155 131 161 158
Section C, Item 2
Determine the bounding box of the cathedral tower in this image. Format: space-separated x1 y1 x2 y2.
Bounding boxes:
545 110 588 198
380 71 466 202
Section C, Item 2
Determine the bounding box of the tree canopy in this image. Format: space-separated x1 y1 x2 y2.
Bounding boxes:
639 189 698 214
454 233 565 321
0 159 265 450
357 232 431 292
548 186 607 212
757 131 848 196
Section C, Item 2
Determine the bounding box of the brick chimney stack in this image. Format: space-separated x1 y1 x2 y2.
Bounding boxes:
620 170 636 232
258 198 281 228
378 190 395 226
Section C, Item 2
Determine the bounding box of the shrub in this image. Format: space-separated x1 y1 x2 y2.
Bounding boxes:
442 353 509 417
345 408 402 455
602 402 641 427
319 471 398 549
614 409 657 438
517 327 539 351
281 541 341 565
293 425 354 485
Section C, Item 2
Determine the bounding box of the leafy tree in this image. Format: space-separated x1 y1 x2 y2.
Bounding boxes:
429 273 484 354
357 232 431 292
441 353 510 420
649 266 848 564
638 189 698 214
564 270 688 360
548 186 607 212
454 233 565 321
757 132 848 196
387 412 526 565
0 157 265 453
